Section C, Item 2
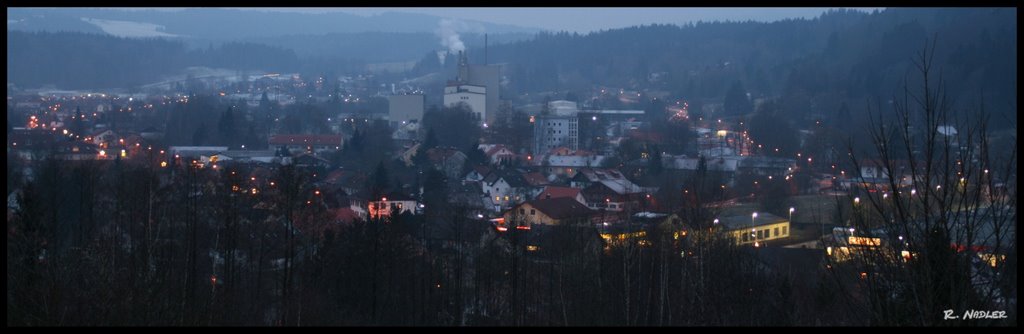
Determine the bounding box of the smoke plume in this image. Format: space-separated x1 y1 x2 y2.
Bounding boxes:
435 19 466 64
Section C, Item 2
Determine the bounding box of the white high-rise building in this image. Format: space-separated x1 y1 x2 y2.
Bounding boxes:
443 83 487 122
533 100 580 154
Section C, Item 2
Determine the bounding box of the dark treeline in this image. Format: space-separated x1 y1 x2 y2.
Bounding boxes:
6 155 831 326
476 8 1015 123
7 31 300 90
246 31 534 62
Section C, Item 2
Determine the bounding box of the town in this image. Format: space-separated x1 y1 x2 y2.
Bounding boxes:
7 7 1017 327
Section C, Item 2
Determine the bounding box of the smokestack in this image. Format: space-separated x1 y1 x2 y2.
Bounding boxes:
458 50 468 82
485 33 488 65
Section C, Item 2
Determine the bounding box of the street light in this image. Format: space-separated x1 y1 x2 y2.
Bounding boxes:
788 207 795 223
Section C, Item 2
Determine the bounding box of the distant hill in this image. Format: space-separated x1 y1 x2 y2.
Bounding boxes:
6 8 541 39
6 31 299 90
7 8 1015 125
458 8 1014 123
243 31 535 63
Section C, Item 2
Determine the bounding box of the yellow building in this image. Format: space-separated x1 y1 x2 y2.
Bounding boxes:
719 212 790 246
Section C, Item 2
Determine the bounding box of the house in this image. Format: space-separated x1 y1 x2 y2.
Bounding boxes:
571 167 626 188
737 156 797 178
90 129 118 148
464 165 492 182
293 153 330 169
857 159 913 183
521 171 550 197
449 180 488 211
268 134 343 154
502 197 595 229
664 155 741 184
542 151 607 177
597 212 684 247
426 147 468 179
840 159 917 195
55 141 101 161
569 167 648 196
366 192 420 219
580 182 640 212
482 169 531 211
535 186 586 206
322 169 368 197
478 143 516 165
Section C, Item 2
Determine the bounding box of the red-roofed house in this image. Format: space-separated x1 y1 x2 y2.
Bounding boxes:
535 186 586 205
502 197 595 228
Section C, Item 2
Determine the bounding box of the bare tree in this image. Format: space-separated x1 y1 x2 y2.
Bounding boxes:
830 39 1017 326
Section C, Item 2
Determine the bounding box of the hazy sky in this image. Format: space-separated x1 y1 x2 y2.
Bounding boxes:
235 7 881 33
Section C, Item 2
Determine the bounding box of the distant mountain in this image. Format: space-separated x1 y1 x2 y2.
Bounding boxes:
6 8 541 39
7 31 300 90
461 8 1015 122
243 31 535 62
8 7 1015 127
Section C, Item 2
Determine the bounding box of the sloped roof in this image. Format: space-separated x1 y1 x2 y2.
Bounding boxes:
485 170 532 187
581 183 629 202
470 165 492 177
522 172 549 187
485 144 513 157
523 197 594 220
575 168 627 182
426 147 466 163
536 186 581 200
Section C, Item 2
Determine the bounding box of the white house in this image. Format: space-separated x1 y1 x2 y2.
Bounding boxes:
481 170 530 212
479 144 516 164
